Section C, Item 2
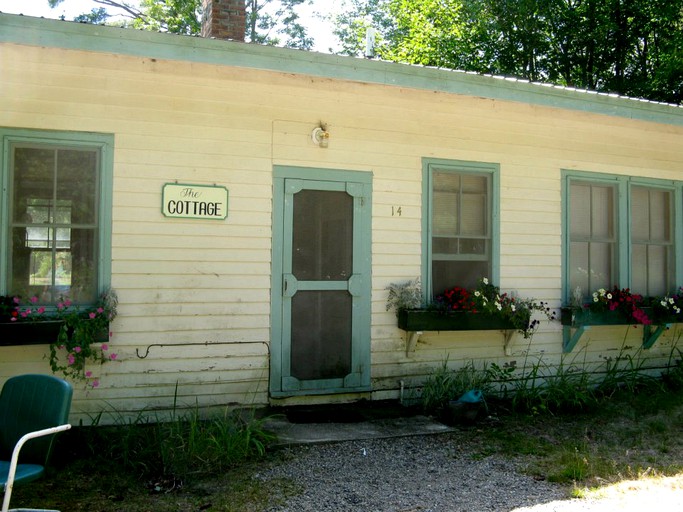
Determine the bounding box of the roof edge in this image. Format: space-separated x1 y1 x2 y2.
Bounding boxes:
1 12 682 127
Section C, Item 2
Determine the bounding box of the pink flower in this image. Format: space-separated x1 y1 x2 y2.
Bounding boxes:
91 380 99 388
97 307 104 314
101 343 108 351
89 312 96 319
64 299 72 307
10 317 16 322
37 307 45 314
74 346 82 353
85 371 92 378
57 302 64 310
30 296 38 303
12 297 20 304
67 354 75 365
110 353 117 360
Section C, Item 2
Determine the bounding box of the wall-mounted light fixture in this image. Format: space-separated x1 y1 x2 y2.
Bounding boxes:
311 126 330 148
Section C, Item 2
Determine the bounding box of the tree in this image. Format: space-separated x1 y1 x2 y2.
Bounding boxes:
333 0 683 104
48 0 314 48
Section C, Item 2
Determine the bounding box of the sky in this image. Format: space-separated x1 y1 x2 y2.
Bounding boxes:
0 0 341 52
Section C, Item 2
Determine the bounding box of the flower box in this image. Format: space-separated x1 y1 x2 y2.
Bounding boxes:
559 307 651 327
0 320 109 347
397 309 520 332
0 320 65 346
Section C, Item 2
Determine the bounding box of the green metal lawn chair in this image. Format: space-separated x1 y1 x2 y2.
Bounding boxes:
0 374 73 512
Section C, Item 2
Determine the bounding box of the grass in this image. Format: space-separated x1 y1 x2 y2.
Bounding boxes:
7 351 683 510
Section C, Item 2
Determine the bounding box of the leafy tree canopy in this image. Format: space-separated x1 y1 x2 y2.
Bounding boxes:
331 0 683 104
48 0 314 48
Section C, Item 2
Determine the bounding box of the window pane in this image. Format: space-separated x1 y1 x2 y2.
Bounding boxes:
569 181 615 300
433 260 488 294
9 144 99 304
631 187 649 240
430 169 491 297
591 186 613 238
570 184 590 238
630 186 673 296
57 149 98 224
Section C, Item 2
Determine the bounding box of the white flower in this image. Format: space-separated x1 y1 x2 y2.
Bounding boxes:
474 291 480 297
511 305 516 312
593 297 599 302
670 298 675 304
606 293 612 300
598 288 606 295
483 278 489 285
661 300 668 307
592 292 599 299
496 303 502 311
676 307 681 314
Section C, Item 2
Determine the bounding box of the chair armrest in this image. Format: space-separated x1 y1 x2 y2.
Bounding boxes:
2 424 71 512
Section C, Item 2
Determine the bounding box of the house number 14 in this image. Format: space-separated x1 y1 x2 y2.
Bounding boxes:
392 206 402 217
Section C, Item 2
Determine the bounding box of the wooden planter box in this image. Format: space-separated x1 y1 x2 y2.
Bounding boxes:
559 307 650 327
0 319 109 347
398 309 519 331
0 320 65 346
397 309 527 356
560 306 678 352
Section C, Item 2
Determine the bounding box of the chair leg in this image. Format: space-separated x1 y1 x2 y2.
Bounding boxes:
1 425 71 512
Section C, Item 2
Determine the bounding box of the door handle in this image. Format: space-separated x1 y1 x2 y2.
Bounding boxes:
283 274 298 298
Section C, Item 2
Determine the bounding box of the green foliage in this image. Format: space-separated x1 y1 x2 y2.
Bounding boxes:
334 0 683 104
247 0 314 49
434 278 556 338
83 405 275 481
420 360 492 412
420 339 683 417
131 0 202 35
54 0 314 48
385 278 423 313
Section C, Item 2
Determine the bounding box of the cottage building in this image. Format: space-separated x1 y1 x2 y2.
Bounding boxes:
1 4 682 422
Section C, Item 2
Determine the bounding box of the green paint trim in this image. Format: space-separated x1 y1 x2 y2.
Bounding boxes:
270 166 373 396
0 127 114 297
1 14 682 128
421 158 500 300
562 170 683 303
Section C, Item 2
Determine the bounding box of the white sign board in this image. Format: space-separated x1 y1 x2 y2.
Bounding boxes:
162 183 228 220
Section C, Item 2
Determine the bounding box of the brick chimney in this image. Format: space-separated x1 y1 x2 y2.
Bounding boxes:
201 0 246 42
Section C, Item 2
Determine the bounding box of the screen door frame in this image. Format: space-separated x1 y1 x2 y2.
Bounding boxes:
270 166 372 397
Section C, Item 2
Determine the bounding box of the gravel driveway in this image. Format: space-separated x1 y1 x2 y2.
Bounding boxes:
256 432 683 512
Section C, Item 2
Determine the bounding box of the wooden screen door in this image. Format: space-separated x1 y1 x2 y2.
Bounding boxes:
271 167 371 397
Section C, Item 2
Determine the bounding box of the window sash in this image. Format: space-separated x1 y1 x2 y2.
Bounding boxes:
425 163 494 298
1 130 112 308
565 173 679 303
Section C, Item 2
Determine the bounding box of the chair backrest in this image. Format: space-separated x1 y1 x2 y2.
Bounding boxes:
0 374 73 465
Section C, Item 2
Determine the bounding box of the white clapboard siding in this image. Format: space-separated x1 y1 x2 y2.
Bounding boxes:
1 33 682 421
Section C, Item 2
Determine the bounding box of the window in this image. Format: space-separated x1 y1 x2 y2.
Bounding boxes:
564 172 679 302
1 129 113 305
422 159 498 299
